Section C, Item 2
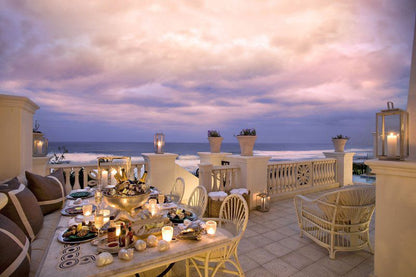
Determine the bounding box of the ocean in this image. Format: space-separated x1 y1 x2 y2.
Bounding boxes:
48 141 373 173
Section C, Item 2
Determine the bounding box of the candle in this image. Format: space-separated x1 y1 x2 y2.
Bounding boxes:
101 170 108 187
115 223 121 237
110 169 117 186
162 226 173 242
36 141 43 154
82 204 93 217
102 209 110 224
206 220 217 236
157 141 162 153
387 133 398 157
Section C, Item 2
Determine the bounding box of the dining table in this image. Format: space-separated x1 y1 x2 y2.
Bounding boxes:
36 189 233 277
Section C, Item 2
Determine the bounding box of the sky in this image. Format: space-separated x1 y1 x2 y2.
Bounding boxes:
1 0 415 144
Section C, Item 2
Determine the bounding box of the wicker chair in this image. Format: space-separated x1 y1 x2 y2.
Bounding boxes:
187 186 208 218
294 185 375 259
167 177 185 204
186 194 249 277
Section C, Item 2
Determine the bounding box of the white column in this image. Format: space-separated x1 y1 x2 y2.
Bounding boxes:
227 155 271 209
142 153 178 195
323 152 355 186
198 163 213 192
197 152 232 166
365 160 416 277
0 94 39 181
32 156 49 176
407 16 416 160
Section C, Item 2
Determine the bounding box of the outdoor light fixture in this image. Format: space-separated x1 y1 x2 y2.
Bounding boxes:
256 192 270 212
33 132 48 157
154 133 165 154
376 101 409 160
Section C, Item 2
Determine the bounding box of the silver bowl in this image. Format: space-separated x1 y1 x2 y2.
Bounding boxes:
104 192 150 220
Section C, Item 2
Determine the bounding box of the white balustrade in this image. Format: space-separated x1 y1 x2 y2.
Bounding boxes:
267 159 337 195
47 162 146 192
210 165 240 192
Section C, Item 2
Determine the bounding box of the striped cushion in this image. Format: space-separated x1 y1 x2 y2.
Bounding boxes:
0 178 43 242
26 170 66 215
0 214 30 277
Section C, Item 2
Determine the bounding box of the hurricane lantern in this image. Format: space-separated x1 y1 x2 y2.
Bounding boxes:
256 192 270 212
376 101 409 160
154 133 165 154
33 132 48 157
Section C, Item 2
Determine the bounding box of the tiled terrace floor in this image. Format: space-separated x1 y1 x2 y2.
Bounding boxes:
170 189 375 277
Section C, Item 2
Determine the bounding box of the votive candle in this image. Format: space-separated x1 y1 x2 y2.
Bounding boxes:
82 204 93 217
102 209 110 224
206 221 217 236
115 223 121 237
162 226 173 242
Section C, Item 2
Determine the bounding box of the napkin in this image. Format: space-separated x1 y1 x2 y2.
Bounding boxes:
230 188 249 195
208 191 228 201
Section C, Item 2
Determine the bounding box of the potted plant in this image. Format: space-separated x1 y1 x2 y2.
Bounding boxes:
236 128 257 156
332 134 350 152
207 130 223 153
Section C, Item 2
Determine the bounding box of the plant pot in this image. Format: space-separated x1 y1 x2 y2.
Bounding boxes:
237 136 257 156
332 138 348 152
208 137 224 153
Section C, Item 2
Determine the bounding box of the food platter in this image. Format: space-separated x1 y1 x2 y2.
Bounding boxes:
58 224 98 244
61 205 97 216
66 190 94 200
167 208 196 224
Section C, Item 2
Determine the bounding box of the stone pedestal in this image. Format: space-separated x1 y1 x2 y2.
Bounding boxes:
198 163 213 192
32 156 50 176
227 155 271 209
142 153 178 195
365 160 416 277
0 95 39 181
323 152 355 186
198 152 232 166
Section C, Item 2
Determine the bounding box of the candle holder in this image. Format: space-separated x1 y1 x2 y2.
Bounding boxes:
376 101 409 160
256 192 270 212
162 226 173 242
206 220 217 236
154 133 165 154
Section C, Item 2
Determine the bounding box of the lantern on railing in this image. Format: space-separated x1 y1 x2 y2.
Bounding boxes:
376 102 409 161
154 133 165 154
256 192 270 212
33 132 48 157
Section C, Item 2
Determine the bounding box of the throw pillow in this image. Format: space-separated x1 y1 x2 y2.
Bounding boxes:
26 170 66 215
0 213 30 277
0 178 43 242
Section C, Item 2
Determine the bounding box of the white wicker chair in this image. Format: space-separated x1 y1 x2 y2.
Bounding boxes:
187 185 208 218
186 194 249 277
294 185 375 259
167 177 185 204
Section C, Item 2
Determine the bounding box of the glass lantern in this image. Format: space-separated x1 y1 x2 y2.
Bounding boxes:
154 133 165 154
97 156 131 189
376 101 409 160
256 192 270 212
33 132 48 157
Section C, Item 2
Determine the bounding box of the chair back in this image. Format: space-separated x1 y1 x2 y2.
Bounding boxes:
170 177 185 204
187 186 208 218
219 194 249 238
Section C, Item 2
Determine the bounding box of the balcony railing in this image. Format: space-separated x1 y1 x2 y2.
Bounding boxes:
267 159 337 195
210 165 240 192
47 162 146 193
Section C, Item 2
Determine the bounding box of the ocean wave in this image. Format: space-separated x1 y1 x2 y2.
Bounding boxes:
50 152 144 164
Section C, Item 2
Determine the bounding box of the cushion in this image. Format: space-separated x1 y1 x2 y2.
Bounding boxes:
0 178 43 241
0 214 30 277
26 170 66 215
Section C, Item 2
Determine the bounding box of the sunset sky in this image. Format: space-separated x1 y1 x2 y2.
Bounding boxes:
1 0 415 143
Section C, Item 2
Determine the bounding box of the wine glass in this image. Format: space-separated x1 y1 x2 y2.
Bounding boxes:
95 190 103 208
94 212 104 237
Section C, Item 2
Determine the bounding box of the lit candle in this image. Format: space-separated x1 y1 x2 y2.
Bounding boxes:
157 141 162 153
110 169 117 186
162 226 173 242
387 133 398 157
115 223 121 237
101 170 108 187
82 204 93 217
36 141 43 154
102 209 110 224
206 220 217 236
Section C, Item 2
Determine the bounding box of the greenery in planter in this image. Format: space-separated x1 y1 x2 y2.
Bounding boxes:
49 146 69 164
208 130 221 137
332 134 350 140
238 128 256 136
33 120 42 133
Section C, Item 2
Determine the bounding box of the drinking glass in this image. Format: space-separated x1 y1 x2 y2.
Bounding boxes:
95 190 103 207
95 212 104 236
